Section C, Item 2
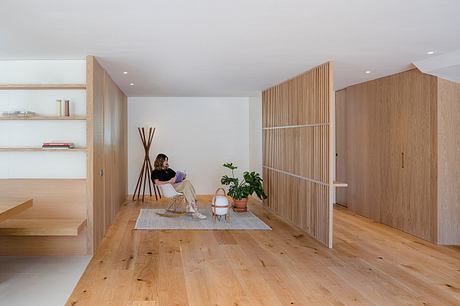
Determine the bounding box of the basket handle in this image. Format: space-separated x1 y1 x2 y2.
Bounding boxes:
214 188 226 198
212 188 230 209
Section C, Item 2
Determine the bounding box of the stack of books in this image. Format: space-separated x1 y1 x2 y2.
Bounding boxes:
42 142 75 150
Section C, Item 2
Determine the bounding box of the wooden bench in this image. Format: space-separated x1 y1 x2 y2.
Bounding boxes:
0 218 86 236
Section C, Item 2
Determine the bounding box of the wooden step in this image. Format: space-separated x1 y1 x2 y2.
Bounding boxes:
0 218 86 236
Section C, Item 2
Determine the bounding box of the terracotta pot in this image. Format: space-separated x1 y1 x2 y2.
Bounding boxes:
233 198 248 212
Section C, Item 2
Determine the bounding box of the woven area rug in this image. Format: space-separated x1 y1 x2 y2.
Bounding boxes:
134 208 271 230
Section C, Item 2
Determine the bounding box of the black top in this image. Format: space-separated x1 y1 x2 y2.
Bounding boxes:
151 168 176 183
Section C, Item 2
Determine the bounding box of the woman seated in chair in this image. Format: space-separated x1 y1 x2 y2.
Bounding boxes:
151 153 206 219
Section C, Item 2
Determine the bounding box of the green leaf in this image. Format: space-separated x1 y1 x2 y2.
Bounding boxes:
221 163 268 201
223 163 237 170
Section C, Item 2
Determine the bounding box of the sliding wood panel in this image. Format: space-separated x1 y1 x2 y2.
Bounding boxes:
399 70 436 241
262 62 333 247
379 74 404 232
342 82 382 222
87 56 105 253
335 90 347 206
103 70 128 236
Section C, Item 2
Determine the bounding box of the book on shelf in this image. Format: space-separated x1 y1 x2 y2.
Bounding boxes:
42 142 75 149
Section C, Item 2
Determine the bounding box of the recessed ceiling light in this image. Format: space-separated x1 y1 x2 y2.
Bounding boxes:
123 71 128 75
130 83 134 86
427 51 435 55
365 70 371 74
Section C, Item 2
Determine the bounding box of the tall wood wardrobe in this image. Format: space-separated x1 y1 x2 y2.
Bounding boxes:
336 68 460 245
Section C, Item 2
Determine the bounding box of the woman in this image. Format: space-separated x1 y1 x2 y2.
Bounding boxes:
151 153 206 220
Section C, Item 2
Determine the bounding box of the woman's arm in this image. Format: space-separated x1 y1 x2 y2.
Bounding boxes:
154 177 176 185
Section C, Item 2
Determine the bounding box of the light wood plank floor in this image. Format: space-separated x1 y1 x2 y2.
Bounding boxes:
67 197 460 306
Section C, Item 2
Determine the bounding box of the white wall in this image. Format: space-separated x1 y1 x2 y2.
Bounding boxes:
249 95 262 175
128 97 249 194
0 60 87 179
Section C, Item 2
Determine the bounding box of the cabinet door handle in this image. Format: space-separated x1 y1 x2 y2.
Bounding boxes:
401 152 404 169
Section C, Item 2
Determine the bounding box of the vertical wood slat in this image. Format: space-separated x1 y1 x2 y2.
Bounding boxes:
262 62 333 247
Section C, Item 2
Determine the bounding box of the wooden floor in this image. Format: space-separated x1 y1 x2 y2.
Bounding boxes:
67 197 460 306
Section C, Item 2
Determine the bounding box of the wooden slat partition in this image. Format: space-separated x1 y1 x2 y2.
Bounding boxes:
262 62 333 247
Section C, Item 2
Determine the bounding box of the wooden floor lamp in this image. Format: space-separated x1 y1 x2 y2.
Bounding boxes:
132 127 161 202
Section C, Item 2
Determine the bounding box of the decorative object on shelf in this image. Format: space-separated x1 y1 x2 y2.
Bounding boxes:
0 83 86 90
133 127 161 202
2 110 36 117
56 99 62 116
221 162 267 212
0 115 86 120
211 188 231 222
42 142 75 150
64 100 70 117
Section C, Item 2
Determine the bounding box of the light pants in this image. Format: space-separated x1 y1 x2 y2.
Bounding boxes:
173 180 197 207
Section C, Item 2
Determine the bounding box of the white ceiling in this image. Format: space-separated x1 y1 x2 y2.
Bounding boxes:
1 0 460 96
414 49 460 83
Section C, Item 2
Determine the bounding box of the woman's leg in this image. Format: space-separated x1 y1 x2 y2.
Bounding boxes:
173 181 205 219
173 180 197 206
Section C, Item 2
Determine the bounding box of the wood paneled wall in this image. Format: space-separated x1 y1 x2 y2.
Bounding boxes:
337 69 437 242
262 62 333 247
337 68 460 245
437 78 460 245
86 56 128 253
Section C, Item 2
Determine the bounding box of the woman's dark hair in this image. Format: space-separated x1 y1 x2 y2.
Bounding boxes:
154 153 168 170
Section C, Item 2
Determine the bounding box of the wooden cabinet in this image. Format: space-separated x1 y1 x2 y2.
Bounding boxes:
336 69 459 244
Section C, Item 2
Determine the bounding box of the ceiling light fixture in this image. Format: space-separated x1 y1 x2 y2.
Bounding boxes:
130 83 134 86
427 51 435 55
123 71 128 75
365 70 371 74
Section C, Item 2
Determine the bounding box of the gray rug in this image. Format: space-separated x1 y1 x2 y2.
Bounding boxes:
134 208 271 230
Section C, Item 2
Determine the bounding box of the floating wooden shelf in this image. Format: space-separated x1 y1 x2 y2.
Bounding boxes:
333 181 348 188
0 84 86 90
0 198 33 223
0 116 87 120
0 218 86 236
0 147 87 152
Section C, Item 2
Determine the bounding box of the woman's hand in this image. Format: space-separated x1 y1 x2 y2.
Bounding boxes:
169 177 176 184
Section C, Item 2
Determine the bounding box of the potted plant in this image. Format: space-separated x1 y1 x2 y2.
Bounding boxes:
220 162 267 212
